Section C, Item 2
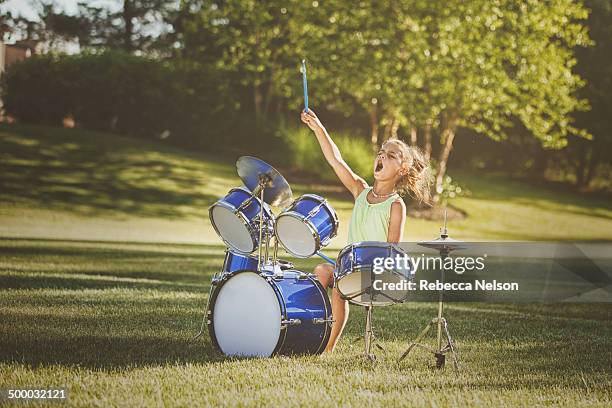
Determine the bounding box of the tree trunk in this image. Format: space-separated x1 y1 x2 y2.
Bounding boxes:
262 73 275 120
254 83 262 125
424 119 432 161
434 125 456 201
575 144 589 188
531 145 548 181
383 121 391 141
584 149 599 189
390 118 400 140
410 125 417 145
123 0 134 52
370 103 379 151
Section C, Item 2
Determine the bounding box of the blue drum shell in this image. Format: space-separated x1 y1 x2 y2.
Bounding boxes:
272 270 331 355
337 242 406 275
222 250 259 274
290 195 337 244
223 187 272 224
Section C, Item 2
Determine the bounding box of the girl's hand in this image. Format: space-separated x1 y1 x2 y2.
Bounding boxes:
301 109 325 133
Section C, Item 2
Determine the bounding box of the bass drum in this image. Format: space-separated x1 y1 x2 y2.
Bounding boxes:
208 270 332 357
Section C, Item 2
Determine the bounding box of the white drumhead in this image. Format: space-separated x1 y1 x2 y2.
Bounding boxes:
211 205 254 253
337 270 408 305
212 272 281 356
276 215 316 257
336 271 365 301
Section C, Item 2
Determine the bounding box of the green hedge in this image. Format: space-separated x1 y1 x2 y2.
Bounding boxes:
274 123 374 182
0 51 230 147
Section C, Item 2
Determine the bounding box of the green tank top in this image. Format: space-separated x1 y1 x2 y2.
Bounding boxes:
347 187 400 244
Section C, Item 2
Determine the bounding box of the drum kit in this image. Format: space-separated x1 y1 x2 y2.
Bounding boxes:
193 156 339 357
193 156 463 368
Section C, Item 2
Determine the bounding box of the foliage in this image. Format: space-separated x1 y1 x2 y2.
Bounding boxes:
275 123 374 182
431 170 471 204
1 1 178 54
2 0 604 194
0 51 230 146
176 0 592 197
568 0 612 187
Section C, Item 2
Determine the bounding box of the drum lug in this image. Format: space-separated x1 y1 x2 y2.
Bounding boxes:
281 318 302 327
305 199 327 220
312 317 335 326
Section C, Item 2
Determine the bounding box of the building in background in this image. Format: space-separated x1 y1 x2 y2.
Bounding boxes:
0 40 37 121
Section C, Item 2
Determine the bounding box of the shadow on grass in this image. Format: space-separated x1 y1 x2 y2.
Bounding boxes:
1 238 611 377
0 124 232 219
0 238 234 367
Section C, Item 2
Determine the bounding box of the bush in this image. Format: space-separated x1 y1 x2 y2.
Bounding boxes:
275 123 374 182
0 51 227 147
1 55 70 125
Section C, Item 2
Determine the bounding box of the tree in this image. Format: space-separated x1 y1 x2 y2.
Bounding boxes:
293 0 591 199
571 0 612 188
2 1 178 54
179 0 300 126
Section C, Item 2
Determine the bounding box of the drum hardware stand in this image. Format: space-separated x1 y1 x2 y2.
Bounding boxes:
254 174 271 272
397 209 464 369
193 271 220 340
363 304 384 361
345 284 386 361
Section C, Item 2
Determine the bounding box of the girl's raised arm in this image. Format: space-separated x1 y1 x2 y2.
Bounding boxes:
301 110 367 199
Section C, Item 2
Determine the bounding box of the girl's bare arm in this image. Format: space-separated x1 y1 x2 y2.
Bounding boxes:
387 199 406 243
301 110 367 199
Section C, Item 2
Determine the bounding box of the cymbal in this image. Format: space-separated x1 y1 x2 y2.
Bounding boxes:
418 237 466 252
236 156 293 207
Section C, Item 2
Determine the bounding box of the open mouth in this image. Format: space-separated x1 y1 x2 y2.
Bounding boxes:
375 160 384 172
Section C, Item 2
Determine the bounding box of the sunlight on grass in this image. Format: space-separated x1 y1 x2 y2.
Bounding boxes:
1 124 611 244
0 239 610 407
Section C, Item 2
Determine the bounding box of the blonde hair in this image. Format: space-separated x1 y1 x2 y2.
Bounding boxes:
383 139 432 204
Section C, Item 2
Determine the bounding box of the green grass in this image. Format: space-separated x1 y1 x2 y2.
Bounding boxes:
0 124 611 406
0 238 610 407
1 123 611 244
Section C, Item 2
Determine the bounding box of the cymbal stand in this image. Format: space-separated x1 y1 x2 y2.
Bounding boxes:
398 212 460 369
251 174 272 272
195 175 271 341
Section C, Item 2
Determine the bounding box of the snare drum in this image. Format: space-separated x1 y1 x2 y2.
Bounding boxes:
275 194 339 258
335 242 414 306
209 187 274 254
208 270 332 357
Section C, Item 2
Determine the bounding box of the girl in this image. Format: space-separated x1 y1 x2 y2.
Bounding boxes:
300 109 431 353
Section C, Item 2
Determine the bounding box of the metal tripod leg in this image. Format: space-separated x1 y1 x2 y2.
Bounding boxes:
398 316 459 370
441 318 459 370
192 279 217 340
364 305 383 361
398 318 434 362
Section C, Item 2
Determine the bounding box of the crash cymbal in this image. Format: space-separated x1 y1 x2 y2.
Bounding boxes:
418 236 466 252
236 156 293 207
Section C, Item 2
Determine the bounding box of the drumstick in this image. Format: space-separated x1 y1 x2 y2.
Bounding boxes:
316 251 336 266
301 59 308 112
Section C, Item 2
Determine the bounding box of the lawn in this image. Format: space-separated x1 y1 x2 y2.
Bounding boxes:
1 124 611 244
0 124 611 407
